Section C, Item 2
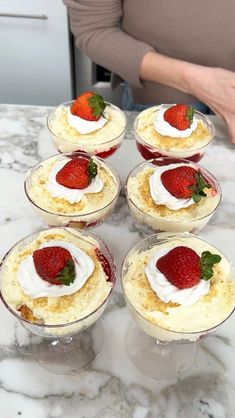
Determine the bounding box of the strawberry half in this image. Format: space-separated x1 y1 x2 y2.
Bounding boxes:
71 91 106 121
95 248 112 282
163 104 194 130
161 165 211 203
33 246 76 286
156 246 221 289
56 157 98 189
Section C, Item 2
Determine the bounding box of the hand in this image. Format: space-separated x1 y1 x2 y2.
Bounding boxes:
188 67 235 143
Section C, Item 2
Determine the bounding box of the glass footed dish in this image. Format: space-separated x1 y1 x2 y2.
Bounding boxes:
25 152 121 230
134 105 215 162
121 232 235 380
0 227 116 374
47 101 127 158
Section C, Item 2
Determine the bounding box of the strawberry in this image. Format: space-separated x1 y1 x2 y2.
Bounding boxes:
161 165 211 203
163 104 194 130
156 246 221 289
71 91 106 121
56 157 98 189
33 246 75 286
95 248 112 282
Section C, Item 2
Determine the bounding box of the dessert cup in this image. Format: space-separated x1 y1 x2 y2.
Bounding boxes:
134 105 215 162
47 101 127 157
25 152 121 230
121 232 235 380
0 227 116 374
126 157 221 233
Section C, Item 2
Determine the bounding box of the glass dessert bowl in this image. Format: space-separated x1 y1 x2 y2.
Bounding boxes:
47 98 127 158
0 227 116 374
25 152 121 230
121 232 235 380
126 157 221 233
134 104 215 162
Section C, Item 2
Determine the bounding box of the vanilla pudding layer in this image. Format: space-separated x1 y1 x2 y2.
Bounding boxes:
136 107 212 151
28 157 118 215
127 167 220 232
123 236 235 337
1 228 112 326
49 104 126 144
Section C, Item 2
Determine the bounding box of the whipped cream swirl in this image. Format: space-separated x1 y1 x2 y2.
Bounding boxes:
149 163 194 210
47 158 103 204
67 107 108 134
153 105 198 138
17 240 94 298
145 247 210 306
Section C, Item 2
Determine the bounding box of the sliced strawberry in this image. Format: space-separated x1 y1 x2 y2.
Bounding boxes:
156 246 221 289
33 246 75 286
163 104 194 130
161 165 211 202
56 157 98 190
71 91 106 121
95 248 112 282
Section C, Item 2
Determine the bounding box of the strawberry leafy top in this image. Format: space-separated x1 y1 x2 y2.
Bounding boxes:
189 171 211 203
88 94 106 119
87 158 98 179
200 251 221 281
57 259 76 286
186 106 194 127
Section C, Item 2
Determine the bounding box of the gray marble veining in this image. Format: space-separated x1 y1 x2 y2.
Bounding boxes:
0 104 235 418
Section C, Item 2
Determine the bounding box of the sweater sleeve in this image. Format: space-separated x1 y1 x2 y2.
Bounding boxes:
63 0 154 87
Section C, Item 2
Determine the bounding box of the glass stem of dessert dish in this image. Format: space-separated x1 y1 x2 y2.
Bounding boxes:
121 233 235 380
134 104 215 162
126 157 221 234
47 93 127 157
24 152 121 230
0 227 116 374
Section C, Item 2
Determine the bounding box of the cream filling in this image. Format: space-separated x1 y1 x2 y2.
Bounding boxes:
123 236 234 333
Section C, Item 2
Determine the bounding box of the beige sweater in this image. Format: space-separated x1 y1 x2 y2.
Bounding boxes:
64 0 235 104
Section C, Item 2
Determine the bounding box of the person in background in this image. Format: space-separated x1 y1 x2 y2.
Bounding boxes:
63 0 235 143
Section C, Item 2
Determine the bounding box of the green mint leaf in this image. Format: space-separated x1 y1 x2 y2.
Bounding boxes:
57 260 76 286
200 251 222 281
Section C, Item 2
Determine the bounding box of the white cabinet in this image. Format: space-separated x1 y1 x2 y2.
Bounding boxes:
0 0 72 105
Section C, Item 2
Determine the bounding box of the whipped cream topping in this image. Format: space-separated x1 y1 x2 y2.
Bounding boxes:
17 240 94 298
153 105 198 138
149 163 195 210
145 247 210 306
67 107 108 134
47 158 103 204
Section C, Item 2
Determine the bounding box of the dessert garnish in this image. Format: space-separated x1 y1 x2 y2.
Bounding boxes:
156 246 221 289
56 157 98 189
161 166 211 203
95 248 112 282
163 104 194 130
70 91 106 121
33 246 76 286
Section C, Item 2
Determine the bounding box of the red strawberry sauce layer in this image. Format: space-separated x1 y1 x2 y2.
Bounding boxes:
95 248 113 282
59 146 118 159
136 142 202 162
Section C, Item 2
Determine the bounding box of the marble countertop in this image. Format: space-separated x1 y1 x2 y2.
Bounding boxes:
0 104 235 418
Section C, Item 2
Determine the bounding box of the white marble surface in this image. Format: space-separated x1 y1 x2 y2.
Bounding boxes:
0 104 235 418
